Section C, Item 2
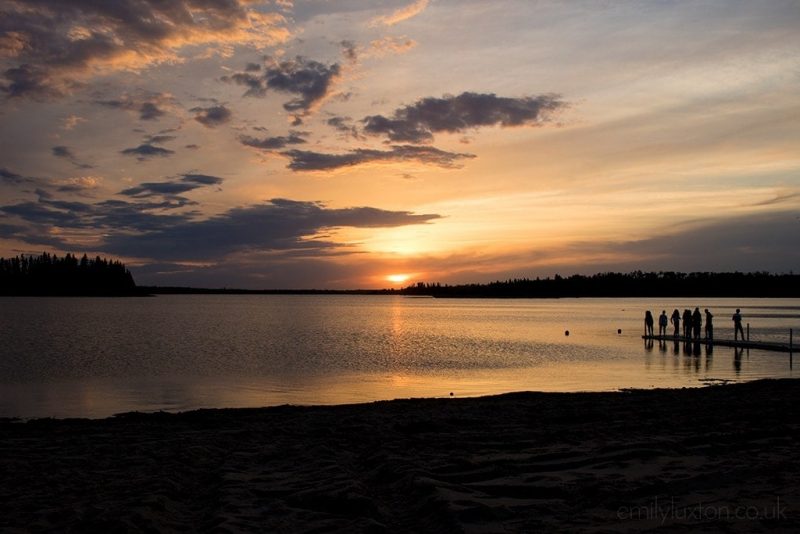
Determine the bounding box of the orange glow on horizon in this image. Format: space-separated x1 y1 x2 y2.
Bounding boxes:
386 273 411 284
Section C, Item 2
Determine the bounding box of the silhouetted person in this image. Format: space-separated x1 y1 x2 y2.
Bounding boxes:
644 310 654 336
733 308 745 341
682 309 692 338
658 310 668 336
670 309 681 337
692 307 702 339
704 309 714 340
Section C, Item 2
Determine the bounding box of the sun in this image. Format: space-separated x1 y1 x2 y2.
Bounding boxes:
386 273 411 284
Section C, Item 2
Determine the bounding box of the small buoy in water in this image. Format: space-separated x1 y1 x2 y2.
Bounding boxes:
565 330 570 336
618 329 622 334
449 392 454 397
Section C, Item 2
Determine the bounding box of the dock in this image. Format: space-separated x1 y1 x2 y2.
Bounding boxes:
642 335 793 353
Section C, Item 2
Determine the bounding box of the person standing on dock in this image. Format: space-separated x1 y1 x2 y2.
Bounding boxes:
671 309 681 337
733 308 745 341
705 309 714 340
658 311 668 336
692 307 702 339
682 309 692 338
644 311 654 336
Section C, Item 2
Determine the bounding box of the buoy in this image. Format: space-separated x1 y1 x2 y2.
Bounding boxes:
449 392 454 397
618 329 622 334
565 330 570 336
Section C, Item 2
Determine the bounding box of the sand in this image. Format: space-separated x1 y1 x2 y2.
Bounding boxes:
1 379 798 532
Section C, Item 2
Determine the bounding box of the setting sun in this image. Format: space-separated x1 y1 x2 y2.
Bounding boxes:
386 274 411 284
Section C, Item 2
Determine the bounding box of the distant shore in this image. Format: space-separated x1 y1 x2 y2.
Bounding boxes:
2 379 798 532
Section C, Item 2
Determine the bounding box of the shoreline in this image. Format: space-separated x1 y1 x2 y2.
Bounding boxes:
2 378 798 531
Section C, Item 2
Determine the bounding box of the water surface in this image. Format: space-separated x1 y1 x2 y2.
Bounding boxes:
1 296 796 418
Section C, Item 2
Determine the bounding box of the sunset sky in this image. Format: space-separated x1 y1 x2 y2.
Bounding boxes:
1 0 798 288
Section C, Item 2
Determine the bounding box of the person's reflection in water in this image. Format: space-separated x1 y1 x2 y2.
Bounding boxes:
734 347 743 374
659 338 667 354
673 339 680 356
644 337 654 352
693 341 702 357
705 344 713 370
683 341 693 357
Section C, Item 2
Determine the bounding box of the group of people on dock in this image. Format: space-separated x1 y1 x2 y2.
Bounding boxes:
644 308 745 341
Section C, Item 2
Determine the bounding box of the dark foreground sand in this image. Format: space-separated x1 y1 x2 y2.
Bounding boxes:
1 379 798 533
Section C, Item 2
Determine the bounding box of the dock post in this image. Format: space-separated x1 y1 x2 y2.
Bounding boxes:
791 329 793 370
747 323 750 342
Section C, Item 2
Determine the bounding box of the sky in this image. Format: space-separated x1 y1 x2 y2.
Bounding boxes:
1 0 799 289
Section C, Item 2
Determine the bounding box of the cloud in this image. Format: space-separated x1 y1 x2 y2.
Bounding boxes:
284 145 475 171
370 0 429 27
51 146 74 159
221 56 340 117
369 36 416 56
0 0 289 99
327 116 363 139
119 173 223 198
51 145 92 169
101 198 442 260
239 132 307 150
181 173 223 186
0 167 39 186
94 92 174 121
61 114 87 130
1 192 442 265
120 144 175 160
340 40 358 62
363 92 566 143
55 176 102 194
191 105 232 128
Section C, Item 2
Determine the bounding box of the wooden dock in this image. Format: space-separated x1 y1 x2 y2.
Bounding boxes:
642 335 794 353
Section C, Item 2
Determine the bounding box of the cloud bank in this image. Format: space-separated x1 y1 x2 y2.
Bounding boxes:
284 145 475 171
0 0 288 99
363 92 566 143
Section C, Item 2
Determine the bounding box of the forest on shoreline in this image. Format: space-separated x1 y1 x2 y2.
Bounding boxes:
144 271 800 298
0 253 139 296
2 252 798 297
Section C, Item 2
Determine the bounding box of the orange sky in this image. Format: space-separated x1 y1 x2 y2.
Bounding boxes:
1 0 798 288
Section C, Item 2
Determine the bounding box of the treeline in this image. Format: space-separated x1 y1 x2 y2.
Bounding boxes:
400 271 800 298
0 253 138 296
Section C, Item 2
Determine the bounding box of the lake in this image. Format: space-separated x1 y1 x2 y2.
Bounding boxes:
1 296 797 418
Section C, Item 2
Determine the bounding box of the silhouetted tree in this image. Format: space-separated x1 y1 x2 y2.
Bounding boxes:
0 252 138 296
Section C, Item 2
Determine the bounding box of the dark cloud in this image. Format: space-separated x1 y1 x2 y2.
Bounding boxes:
239 132 307 150
102 198 442 260
191 105 232 128
119 173 223 198
327 116 362 139
51 145 93 169
120 182 202 198
51 146 74 159
181 173 223 186
340 40 358 62
93 92 173 120
284 145 475 171
139 102 165 120
221 56 340 116
362 92 566 143
144 135 176 145
244 62 262 72
0 167 40 186
1 64 61 100
0 0 287 99
120 144 175 160
1 192 442 265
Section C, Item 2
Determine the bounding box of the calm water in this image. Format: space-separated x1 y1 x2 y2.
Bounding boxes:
1 296 797 418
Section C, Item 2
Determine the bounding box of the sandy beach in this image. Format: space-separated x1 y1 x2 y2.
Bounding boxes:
1 379 798 532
